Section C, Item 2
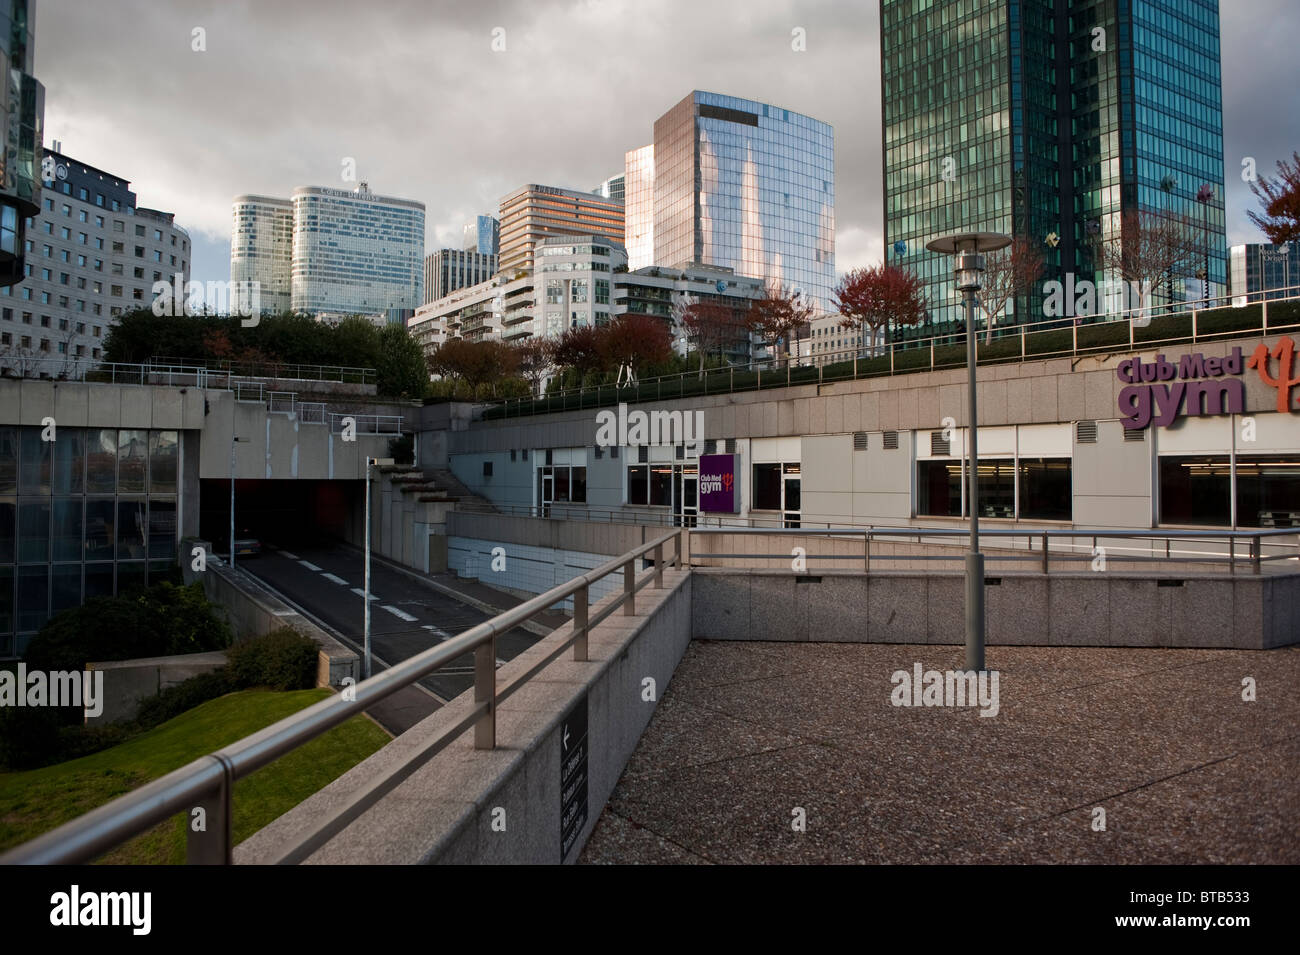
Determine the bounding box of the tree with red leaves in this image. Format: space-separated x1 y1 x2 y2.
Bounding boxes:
595 313 673 385
511 337 554 396
674 295 750 378
834 264 928 357
747 281 815 367
551 325 604 380
1248 150 1300 244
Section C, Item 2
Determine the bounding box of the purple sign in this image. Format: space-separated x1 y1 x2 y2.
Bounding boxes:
1117 347 1246 430
699 454 738 513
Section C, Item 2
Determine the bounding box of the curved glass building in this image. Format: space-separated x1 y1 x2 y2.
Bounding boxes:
0 0 43 287
231 195 293 314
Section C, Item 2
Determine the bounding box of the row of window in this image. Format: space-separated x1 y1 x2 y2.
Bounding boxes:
0 428 180 496
0 496 178 565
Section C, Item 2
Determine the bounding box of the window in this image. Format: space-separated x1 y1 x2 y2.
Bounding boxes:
1159 456 1230 526
134 224 145 236
1018 458 1071 521
1236 456 1300 528
112 241 123 253
625 465 671 505
134 246 144 258
95 215 104 228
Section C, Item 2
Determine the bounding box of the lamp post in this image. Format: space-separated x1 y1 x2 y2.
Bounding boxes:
925 232 1011 672
363 456 395 679
229 434 248 570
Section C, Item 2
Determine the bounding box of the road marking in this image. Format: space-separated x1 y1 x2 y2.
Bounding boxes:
322 573 349 585
382 605 418 622
298 560 322 571
351 588 379 600
280 551 299 561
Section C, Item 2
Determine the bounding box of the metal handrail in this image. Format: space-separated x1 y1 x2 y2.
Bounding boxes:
0 529 684 865
328 412 403 435
483 284 1300 418
687 526 1300 574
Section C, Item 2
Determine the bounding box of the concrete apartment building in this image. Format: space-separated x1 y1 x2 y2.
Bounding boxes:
497 184 624 278
1 146 191 373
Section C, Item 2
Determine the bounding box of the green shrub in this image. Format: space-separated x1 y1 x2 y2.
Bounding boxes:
227 628 319 691
134 670 235 730
0 706 64 770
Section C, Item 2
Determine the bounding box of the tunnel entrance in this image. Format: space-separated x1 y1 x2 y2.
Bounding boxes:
199 478 361 551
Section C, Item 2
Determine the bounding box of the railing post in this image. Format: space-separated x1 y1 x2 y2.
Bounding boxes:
890 343 895 375
654 543 664 588
863 530 870 574
678 528 689 568
1020 324 1026 360
187 756 232 865
1072 320 1078 354
730 365 734 392
1041 532 1049 574
1262 297 1268 331
573 583 589 661
624 559 636 615
853 352 858 379
473 635 496 749
1192 308 1198 342
930 336 935 371
1251 536 1261 575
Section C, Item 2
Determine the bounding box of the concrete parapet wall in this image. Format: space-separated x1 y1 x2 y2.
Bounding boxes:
193 554 358 688
691 569 1300 650
85 651 229 725
234 568 692 864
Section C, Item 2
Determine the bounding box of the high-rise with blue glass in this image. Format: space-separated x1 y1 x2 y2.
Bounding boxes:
627 91 836 311
882 0 1226 329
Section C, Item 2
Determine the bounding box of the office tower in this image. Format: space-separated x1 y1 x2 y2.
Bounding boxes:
463 214 500 257
497 184 624 277
424 247 498 303
881 0 1226 328
624 146 655 271
630 91 835 311
1230 241 1299 304
593 174 625 202
0 0 43 287
231 195 292 313
1 146 189 370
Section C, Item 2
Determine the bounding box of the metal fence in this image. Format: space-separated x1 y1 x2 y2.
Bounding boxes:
485 284 1300 419
0 530 684 865
328 412 403 435
687 526 1300 574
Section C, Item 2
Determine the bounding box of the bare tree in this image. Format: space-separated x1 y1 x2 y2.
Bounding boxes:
979 236 1045 343
1091 209 1198 314
672 294 749 378
747 281 815 367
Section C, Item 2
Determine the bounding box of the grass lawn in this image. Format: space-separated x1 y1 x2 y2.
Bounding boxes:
0 688 391 864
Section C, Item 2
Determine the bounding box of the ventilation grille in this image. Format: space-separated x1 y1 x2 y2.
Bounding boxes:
704 439 717 454
883 431 900 450
521 448 529 461
1123 427 1146 442
610 446 619 459
510 449 516 462
853 432 868 451
638 445 648 463
545 449 553 465
1076 420 1098 443
726 438 737 453
593 445 603 459
930 432 951 456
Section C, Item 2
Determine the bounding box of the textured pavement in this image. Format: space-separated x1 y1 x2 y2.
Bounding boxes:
580 641 1300 864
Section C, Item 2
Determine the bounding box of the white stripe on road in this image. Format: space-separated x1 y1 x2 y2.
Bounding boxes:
382 605 418 622
351 588 380 600
322 573 349 585
298 560 322 571
279 551 300 561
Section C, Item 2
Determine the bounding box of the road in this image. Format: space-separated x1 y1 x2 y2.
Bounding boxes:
237 540 547 730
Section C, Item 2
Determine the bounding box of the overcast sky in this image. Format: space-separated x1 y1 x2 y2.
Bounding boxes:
36 0 1300 290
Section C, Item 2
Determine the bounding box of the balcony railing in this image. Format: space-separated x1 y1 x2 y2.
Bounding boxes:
484 285 1300 420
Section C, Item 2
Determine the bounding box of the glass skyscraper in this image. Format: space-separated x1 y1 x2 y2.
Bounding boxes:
882 0 1226 328
289 185 424 317
633 91 835 311
231 195 293 313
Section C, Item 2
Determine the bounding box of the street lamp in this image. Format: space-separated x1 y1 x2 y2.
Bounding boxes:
363 455 395 679
925 231 1011 672
229 434 249 570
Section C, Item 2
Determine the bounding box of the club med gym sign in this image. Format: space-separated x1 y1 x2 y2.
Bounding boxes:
699 454 739 513
1117 336 1300 430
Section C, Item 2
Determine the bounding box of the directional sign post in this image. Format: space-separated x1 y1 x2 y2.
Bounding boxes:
559 695 589 862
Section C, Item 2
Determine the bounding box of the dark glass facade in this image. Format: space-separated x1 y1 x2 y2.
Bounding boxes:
0 425 182 657
882 0 1226 330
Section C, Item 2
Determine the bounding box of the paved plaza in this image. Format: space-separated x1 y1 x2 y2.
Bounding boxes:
581 641 1299 864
